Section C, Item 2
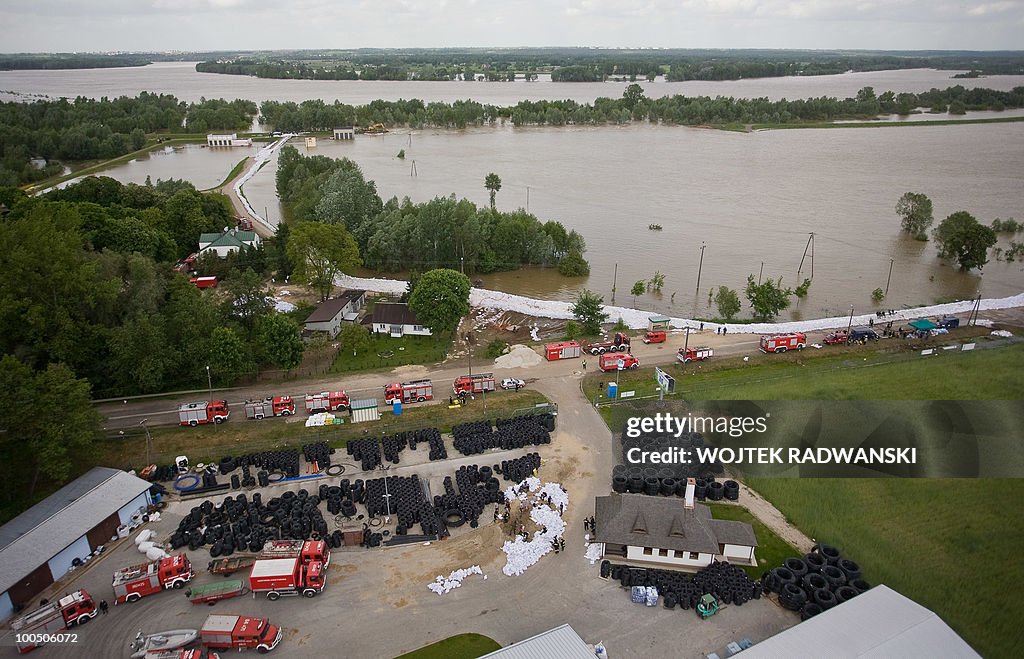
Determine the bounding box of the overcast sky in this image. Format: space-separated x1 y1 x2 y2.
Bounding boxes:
3 0 1024 53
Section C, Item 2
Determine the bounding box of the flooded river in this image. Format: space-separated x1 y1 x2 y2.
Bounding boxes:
9 64 1024 319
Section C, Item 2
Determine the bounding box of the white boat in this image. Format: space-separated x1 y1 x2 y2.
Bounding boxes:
129 629 199 658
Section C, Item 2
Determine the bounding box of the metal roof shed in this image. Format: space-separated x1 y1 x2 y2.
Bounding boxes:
744 584 979 658
479 624 597 659
350 399 380 424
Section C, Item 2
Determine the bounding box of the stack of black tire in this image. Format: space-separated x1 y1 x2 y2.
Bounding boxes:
381 433 407 464
347 438 383 471
613 428 727 500
147 465 179 482
452 416 553 456
603 560 760 612
499 452 541 483
611 468 739 504
761 544 870 621
302 441 333 469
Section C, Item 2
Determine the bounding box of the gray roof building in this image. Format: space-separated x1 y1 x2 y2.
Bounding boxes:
745 584 979 658
595 495 757 555
0 468 152 614
479 624 597 659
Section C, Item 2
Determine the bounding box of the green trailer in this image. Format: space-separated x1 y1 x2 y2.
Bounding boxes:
185 579 248 605
696 593 719 619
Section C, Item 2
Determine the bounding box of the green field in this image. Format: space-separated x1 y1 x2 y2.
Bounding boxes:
396 633 500 659
584 339 1022 404
746 479 1024 659
706 503 797 578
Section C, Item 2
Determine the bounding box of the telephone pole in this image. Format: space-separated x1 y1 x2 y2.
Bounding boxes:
885 259 894 296
695 242 706 294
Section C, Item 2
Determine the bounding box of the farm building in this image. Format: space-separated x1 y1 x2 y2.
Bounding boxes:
198 229 261 258
303 290 367 338
479 624 597 659
0 468 152 621
745 584 979 658
333 127 355 140
594 489 756 569
364 303 432 338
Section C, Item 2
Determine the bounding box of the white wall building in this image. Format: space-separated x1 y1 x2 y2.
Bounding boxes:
365 303 432 338
207 133 252 147
303 290 367 338
333 127 355 140
198 229 261 258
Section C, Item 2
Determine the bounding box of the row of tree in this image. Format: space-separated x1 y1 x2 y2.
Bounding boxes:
0 94 258 185
275 146 590 278
197 60 533 82
895 192 999 271
256 85 1024 133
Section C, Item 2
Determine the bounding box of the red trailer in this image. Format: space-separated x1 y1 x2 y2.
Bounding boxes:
544 341 581 361
11 590 97 653
384 379 433 404
190 276 219 289
113 554 194 604
453 373 496 395
178 400 230 427
304 391 349 414
759 332 807 354
200 615 281 653
244 396 295 420
599 353 640 372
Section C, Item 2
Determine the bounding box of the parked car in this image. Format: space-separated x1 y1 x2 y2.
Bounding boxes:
847 327 880 343
501 378 525 390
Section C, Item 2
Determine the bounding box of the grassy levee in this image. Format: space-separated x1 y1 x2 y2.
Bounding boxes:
396 633 501 658
97 390 547 470
745 479 1024 659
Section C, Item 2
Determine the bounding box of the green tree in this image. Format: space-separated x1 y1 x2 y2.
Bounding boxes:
484 173 502 209
257 313 305 371
407 268 472 334
648 271 666 293
110 312 175 394
895 192 934 240
631 280 646 306
286 221 361 301
872 287 886 302
571 289 609 335
558 249 590 276
223 268 273 335
208 326 254 384
794 278 812 298
564 319 580 340
714 286 741 320
339 322 371 356
933 211 998 270
623 83 646 110
745 275 793 321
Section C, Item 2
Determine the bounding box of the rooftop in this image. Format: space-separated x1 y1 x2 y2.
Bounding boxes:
368 302 422 327
479 624 596 659
304 290 366 324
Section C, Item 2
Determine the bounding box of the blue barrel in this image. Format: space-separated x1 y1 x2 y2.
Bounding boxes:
607 381 618 399
393 400 403 415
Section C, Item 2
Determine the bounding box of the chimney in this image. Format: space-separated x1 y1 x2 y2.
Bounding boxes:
685 478 696 509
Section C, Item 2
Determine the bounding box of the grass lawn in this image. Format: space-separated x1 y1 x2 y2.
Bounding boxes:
706 503 798 578
331 332 453 373
396 633 500 659
583 339 1023 403
745 479 1024 659
97 389 548 470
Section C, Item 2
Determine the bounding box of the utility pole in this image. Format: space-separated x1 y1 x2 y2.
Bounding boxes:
885 259 894 296
758 261 764 285
695 242 706 294
460 256 465 275
526 186 530 213
797 233 814 281
466 332 473 376
206 365 217 431
140 419 153 464
683 325 690 353
611 262 618 304
846 305 855 335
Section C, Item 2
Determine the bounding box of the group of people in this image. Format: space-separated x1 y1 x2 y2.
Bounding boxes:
715 326 728 335
448 391 469 406
582 515 596 532
550 537 566 553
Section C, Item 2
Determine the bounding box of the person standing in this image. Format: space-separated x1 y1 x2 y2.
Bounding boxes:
582 359 587 371
99 600 108 615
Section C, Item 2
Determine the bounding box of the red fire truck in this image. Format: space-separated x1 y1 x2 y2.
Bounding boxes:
11 590 97 653
260 540 331 564
452 373 496 395
544 341 581 361
759 332 807 353
112 554 194 604
304 391 350 414
599 353 640 372
244 396 295 420
178 401 230 427
677 346 714 363
384 379 433 404
148 650 221 659
200 615 282 653
642 330 667 344
583 332 631 355
248 540 328 601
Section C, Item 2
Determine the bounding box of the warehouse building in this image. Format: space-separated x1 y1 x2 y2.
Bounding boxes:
0 468 152 620
480 624 599 659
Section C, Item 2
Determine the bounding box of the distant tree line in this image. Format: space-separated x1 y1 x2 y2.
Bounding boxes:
275 146 589 275
196 49 1024 82
0 53 152 70
258 85 1024 133
0 94 258 186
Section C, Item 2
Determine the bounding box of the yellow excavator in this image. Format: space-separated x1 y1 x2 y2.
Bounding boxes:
360 123 388 135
